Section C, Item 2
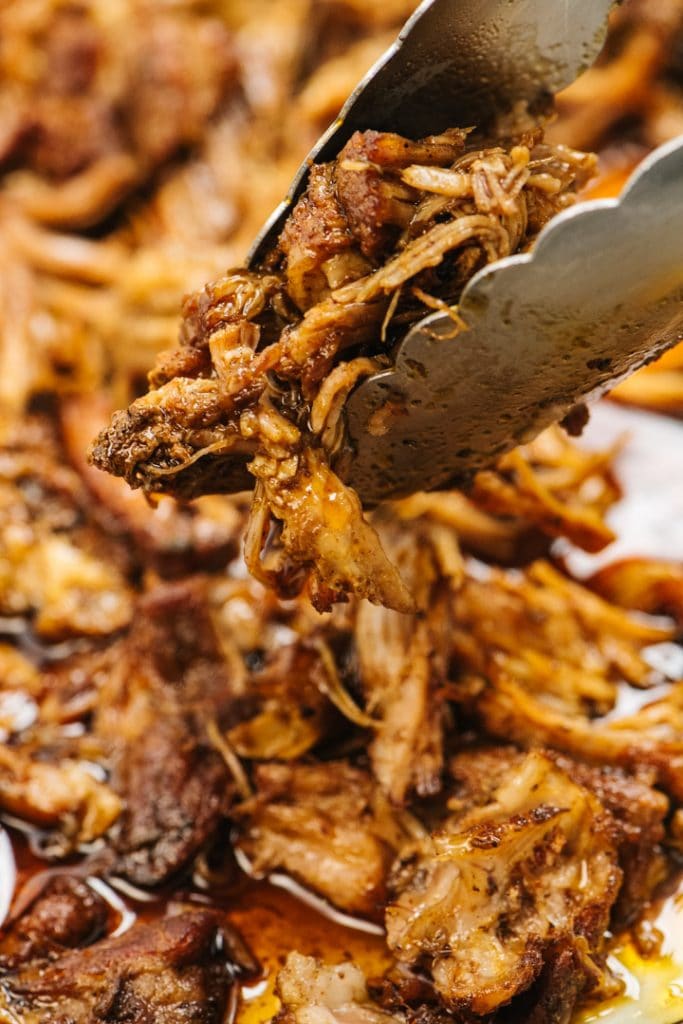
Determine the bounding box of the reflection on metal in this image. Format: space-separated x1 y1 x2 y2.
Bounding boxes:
250 0 614 262
346 136 683 501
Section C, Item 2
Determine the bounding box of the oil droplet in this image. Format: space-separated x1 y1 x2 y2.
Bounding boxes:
575 874 683 1024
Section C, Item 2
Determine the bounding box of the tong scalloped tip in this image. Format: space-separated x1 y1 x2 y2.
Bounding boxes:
251 0 683 502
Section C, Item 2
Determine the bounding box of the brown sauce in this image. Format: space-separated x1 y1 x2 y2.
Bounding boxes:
3 814 683 1024
0 822 390 1023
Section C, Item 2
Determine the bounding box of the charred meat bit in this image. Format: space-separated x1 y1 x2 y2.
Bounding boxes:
0 875 108 971
98 580 240 886
109 716 232 888
60 393 240 579
3 910 243 1024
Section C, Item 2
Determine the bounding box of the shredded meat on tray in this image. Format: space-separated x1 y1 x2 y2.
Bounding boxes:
447 747 669 931
0 1 237 227
275 953 400 1024
1 4 683 1024
91 127 596 612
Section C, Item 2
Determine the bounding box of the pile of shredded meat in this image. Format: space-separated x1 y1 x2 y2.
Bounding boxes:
0 3 682 1024
91 127 596 611
5 406 682 1024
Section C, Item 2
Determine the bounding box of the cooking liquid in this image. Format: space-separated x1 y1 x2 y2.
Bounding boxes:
0 823 391 1024
0 403 682 1024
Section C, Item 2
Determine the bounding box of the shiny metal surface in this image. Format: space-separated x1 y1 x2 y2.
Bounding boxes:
249 0 683 505
344 136 683 502
249 0 614 263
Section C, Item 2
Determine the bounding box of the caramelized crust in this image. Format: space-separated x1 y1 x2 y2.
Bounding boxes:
386 752 622 1016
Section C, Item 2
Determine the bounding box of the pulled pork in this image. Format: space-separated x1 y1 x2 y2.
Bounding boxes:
0 1 237 227
1 4 683 1024
447 746 669 931
386 752 622 1016
235 762 417 919
275 952 400 1024
353 513 462 804
91 128 595 611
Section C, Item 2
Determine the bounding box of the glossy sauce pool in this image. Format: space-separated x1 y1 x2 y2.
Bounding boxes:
0 823 392 1024
1 401 683 1024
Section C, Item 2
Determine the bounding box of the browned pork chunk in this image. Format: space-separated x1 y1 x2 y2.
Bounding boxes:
0 875 108 971
548 754 669 929
385 752 622 1017
448 747 669 931
2 910 247 1024
91 127 595 612
109 714 232 887
0 745 121 845
96 579 241 886
235 762 416 919
60 393 241 579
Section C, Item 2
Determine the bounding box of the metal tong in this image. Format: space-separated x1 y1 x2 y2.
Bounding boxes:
250 0 683 503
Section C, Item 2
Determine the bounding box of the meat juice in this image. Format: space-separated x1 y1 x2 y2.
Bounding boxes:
0 823 390 1024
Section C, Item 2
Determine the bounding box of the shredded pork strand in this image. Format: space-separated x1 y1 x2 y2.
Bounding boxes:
276 953 400 1024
